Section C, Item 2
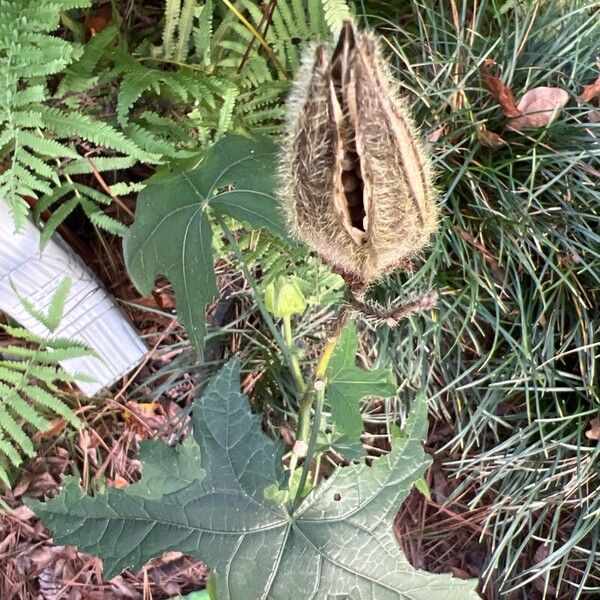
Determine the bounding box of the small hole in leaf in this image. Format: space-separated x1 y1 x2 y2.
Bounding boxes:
215 184 235 195
334 493 341 501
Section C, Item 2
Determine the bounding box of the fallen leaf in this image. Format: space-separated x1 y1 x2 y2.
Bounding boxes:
428 125 447 142
12 471 58 498
107 475 129 489
588 110 600 123
32 418 66 442
449 566 472 580
85 4 112 38
585 417 600 440
578 67 600 124
11 504 36 521
480 59 522 117
122 401 172 438
477 128 507 148
578 72 600 104
507 87 569 131
109 576 139 599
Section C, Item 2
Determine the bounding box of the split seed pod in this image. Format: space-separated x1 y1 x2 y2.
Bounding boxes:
279 21 437 286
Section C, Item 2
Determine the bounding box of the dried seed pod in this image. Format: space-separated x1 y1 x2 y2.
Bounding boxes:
279 20 437 285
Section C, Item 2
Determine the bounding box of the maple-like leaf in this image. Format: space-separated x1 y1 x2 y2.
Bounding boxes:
29 360 480 599
123 135 286 357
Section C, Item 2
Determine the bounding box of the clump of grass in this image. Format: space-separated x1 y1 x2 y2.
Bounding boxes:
110 1 599 596
357 0 599 597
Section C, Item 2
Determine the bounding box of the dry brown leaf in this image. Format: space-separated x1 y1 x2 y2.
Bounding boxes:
12 471 58 498
84 4 113 38
107 475 129 489
578 72 600 104
109 576 139 599
480 59 522 117
449 566 472 580
585 417 600 440
477 129 506 148
10 504 36 522
588 110 600 123
578 68 600 124
507 87 569 131
32 418 67 442
428 125 447 142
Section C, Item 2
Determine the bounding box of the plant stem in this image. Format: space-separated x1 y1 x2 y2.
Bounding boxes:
289 334 340 507
282 314 306 395
217 217 297 374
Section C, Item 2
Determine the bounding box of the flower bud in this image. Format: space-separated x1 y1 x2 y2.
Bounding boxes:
264 276 307 318
279 20 437 285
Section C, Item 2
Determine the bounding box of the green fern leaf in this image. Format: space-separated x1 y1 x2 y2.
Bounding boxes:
87 210 127 236
216 86 239 139
176 0 198 61
162 0 182 59
17 131 78 159
21 385 81 428
193 0 213 64
0 280 90 486
46 276 72 332
2 387 50 431
0 437 22 468
321 0 351 32
41 107 157 162
117 66 158 126
62 156 137 175
0 398 35 457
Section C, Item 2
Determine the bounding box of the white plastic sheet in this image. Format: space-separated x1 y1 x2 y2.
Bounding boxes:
0 203 147 396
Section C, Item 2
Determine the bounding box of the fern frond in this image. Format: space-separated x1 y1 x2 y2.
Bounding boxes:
57 24 118 96
117 64 159 126
0 279 89 486
321 0 351 33
0 400 35 457
176 0 198 61
216 86 239 139
162 0 182 59
41 108 157 162
86 208 127 236
193 0 213 64
46 276 71 331
62 156 137 175
109 181 146 196
1 386 50 431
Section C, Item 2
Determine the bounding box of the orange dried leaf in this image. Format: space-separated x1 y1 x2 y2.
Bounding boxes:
480 59 522 118
507 87 569 131
122 402 160 425
477 129 506 148
107 475 129 489
85 4 112 38
32 418 67 442
578 74 600 104
428 125 447 142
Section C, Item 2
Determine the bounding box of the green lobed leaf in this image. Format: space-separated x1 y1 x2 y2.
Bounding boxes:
326 325 397 452
124 437 204 500
123 134 287 357
30 360 479 599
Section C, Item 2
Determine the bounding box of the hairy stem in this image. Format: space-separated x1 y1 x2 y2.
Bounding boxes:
282 314 306 395
288 334 340 507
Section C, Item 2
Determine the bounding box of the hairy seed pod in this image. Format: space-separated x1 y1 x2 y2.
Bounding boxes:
279 20 437 286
